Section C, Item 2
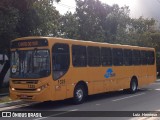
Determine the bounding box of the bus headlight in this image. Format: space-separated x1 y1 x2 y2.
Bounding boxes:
36 88 41 92
11 88 15 91
36 84 48 92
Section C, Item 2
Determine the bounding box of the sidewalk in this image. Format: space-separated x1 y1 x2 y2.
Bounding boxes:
0 95 34 109
0 87 22 108
0 92 36 109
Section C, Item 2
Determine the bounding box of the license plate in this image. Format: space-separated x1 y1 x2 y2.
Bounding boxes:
20 95 27 98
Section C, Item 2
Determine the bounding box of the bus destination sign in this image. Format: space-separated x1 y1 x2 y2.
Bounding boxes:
11 39 48 48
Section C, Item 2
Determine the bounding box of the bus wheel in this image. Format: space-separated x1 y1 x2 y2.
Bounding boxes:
130 79 138 93
73 84 86 104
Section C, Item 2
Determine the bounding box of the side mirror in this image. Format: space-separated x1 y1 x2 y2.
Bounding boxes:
0 53 6 65
34 48 38 56
2 53 8 64
1 53 5 64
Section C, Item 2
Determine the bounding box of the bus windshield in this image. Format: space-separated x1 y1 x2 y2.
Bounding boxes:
11 49 50 78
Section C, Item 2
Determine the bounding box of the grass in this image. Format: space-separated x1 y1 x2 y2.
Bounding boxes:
0 87 11 103
0 96 12 103
0 87 9 93
157 76 160 79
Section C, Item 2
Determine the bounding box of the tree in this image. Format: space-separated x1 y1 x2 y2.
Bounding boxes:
106 5 130 43
75 0 109 42
16 0 60 36
0 0 19 54
75 0 131 43
150 32 160 50
124 17 156 46
0 0 60 55
59 12 79 39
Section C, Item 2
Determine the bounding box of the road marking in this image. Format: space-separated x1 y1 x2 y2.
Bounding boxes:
155 89 160 91
70 109 79 111
112 93 145 102
147 89 153 91
152 82 160 84
96 104 101 106
33 109 79 120
140 88 160 91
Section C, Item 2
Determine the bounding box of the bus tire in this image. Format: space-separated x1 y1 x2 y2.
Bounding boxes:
129 78 138 94
73 84 86 104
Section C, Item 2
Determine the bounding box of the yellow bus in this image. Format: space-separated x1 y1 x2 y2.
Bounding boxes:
10 37 156 104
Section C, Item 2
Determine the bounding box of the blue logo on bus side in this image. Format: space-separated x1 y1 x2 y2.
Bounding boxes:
104 68 115 78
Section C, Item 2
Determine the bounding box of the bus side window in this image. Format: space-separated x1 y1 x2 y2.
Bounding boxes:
124 49 132 66
147 51 155 65
133 50 141 65
101 47 112 66
87 46 101 67
141 50 148 65
52 43 70 80
113 48 123 66
72 45 87 67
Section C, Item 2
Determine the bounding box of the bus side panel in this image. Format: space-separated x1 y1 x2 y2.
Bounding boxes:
112 66 133 91
87 67 106 94
147 65 157 83
120 66 134 89
133 66 142 86
66 84 75 99
65 67 90 98
54 83 67 100
140 65 148 85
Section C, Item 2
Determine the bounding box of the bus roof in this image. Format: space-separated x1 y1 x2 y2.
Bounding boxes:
13 36 155 50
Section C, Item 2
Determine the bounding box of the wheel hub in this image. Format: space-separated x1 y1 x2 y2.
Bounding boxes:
76 89 83 101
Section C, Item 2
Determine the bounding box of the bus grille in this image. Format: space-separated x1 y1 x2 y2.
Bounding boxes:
12 80 38 84
15 88 36 91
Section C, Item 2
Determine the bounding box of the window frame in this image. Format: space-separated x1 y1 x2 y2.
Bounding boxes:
112 48 123 66
123 49 133 66
132 50 141 65
87 46 101 67
101 47 112 66
72 45 87 67
147 50 155 65
52 43 70 80
141 50 148 65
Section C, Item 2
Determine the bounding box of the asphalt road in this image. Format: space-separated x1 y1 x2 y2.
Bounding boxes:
1 81 160 120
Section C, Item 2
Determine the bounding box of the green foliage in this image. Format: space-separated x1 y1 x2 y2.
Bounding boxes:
75 0 110 42
107 5 130 43
59 12 79 39
1 0 160 57
124 17 157 47
0 1 19 53
0 0 60 55
31 0 60 36
150 32 160 50
73 0 131 43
